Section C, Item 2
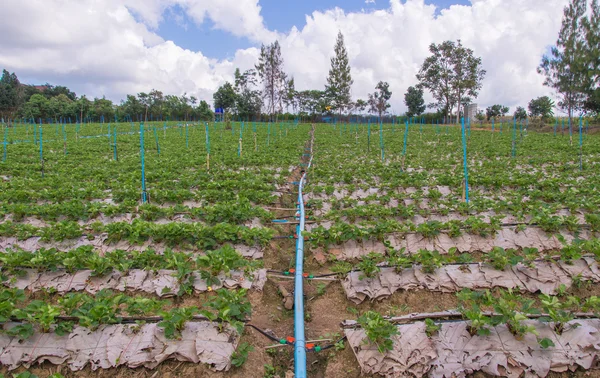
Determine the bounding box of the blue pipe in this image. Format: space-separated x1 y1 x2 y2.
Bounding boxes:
294 132 313 378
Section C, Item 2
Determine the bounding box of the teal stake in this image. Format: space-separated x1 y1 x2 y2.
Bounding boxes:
140 123 147 203
154 126 160 155
579 117 583 171
402 121 409 156
512 118 517 158
3 127 7 162
461 117 469 203
367 120 371 151
113 126 118 161
186 123 189 148
39 125 44 177
63 122 67 155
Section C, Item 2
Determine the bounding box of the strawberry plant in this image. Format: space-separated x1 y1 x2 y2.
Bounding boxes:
357 311 399 353
158 307 199 340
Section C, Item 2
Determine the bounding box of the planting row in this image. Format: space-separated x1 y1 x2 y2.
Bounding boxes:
345 287 600 377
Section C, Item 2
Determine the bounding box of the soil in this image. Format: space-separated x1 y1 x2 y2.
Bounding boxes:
5 125 600 378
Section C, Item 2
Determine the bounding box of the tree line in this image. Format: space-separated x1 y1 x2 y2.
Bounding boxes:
1 0 597 124
0 73 214 123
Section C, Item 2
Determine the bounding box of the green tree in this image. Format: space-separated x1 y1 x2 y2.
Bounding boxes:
0 69 22 119
196 100 213 121
21 94 49 120
582 0 600 115
120 95 144 121
538 0 588 137
354 99 367 114
368 81 392 120
92 97 115 122
325 31 353 115
255 41 286 119
528 96 555 121
485 104 509 120
234 68 262 120
47 94 74 121
514 106 528 121
404 86 426 117
43 84 76 101
213 82 237 115
77 95 92 122
283 77 297 113
417 40 486 123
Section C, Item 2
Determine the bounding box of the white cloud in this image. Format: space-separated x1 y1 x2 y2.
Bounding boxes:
0 0 567 112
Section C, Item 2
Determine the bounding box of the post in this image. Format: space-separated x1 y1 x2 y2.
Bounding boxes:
379 121 384 162
512 117 517 158
401 121 409 170
39 125 44 177
205 122 210 171
62 122 67 155
2 127 7 162
461 117 469 203
140 123 148 203
579 117 583 171
367 120 371 152
113 126 118 161
186 123 189 148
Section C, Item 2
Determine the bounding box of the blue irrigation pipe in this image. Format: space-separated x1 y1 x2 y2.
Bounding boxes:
461 117 469 203
294 128 313 378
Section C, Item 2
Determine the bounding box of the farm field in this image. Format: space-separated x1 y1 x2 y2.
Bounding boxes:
1 120 600 378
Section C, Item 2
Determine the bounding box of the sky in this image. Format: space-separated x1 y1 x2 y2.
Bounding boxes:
0 0 568 114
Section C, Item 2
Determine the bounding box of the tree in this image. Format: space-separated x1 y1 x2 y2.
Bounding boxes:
43 84 76 101
528 96 555 121
0 69 22 119
514 106 527 121
213 82 237 115
404 86 426 117
355 99 367 114
485 104 509 120
450 41 486 123
368 81 392 120
21 94 48 120
325 31 353 115
48 94 74 121
416 42 455 120
92 97 115 122
77 96 92 122
233 68 262 120
582 0 600 115
255 41 286 119
196 100 213 121
417 40 486 123
538 0 588 131
283 77 297 113
120 95 143 121
475 110 485 124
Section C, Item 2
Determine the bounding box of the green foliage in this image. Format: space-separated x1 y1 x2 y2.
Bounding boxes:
357 311 399 353
325 31 354 113
231 342 254 367
368 81 392 119
424 318 441 337
404 86 426 117
158 307 199 340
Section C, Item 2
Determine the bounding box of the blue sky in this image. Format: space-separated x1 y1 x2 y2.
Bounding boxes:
157 0 470 59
